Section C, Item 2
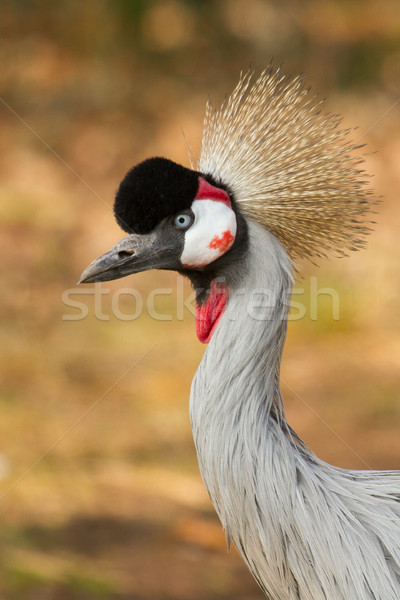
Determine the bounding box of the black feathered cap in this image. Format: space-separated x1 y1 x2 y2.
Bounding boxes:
114 157 200 234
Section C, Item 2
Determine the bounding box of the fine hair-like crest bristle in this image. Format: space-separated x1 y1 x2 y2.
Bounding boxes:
198 67 376 260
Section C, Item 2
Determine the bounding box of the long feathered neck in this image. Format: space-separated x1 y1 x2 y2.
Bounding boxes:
192 219 294 433
190 220 300 512
190 221 307 595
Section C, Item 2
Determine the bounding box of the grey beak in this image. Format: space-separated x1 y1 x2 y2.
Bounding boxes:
78 231 181 284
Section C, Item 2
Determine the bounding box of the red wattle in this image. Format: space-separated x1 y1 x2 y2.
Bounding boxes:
195 280 229 344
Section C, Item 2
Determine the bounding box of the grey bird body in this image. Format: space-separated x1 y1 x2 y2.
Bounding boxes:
191 222 400 599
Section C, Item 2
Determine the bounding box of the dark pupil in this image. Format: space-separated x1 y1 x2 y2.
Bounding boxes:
179 217 185 223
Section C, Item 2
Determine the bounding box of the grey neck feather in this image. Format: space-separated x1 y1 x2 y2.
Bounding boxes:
190 220 400 600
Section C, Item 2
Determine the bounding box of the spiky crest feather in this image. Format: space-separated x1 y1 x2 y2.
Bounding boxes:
198 67 375 260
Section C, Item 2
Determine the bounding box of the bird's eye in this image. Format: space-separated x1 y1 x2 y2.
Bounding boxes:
174 213 194 230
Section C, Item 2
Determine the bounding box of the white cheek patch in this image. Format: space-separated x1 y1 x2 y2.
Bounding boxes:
180 199 237 268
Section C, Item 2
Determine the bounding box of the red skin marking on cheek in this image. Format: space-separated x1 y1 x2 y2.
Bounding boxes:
208 230 235 253
195 280 229 344
195 177 231 207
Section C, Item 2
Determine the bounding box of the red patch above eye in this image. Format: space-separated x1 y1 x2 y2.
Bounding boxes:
208 230 235 252
195 177 231 207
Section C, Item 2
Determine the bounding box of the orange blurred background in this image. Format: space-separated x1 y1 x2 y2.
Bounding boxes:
1 1 400 598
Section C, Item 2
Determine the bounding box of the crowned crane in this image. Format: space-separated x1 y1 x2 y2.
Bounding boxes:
79 68 400 599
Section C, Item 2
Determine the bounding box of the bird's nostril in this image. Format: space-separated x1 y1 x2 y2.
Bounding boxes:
118 250 135 259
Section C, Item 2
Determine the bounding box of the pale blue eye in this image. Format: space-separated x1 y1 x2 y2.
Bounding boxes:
174 213 193 229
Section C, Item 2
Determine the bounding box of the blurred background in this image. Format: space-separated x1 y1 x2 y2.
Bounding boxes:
1 1 400 598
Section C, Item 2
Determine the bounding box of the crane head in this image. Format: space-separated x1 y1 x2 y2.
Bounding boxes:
80 67 376 321
78 157 245 286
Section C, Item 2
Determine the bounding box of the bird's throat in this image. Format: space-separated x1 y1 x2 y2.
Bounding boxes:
195 279 229 343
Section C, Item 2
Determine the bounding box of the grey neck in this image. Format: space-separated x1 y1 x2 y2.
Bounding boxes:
193 220 294 429
189 221 301 589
